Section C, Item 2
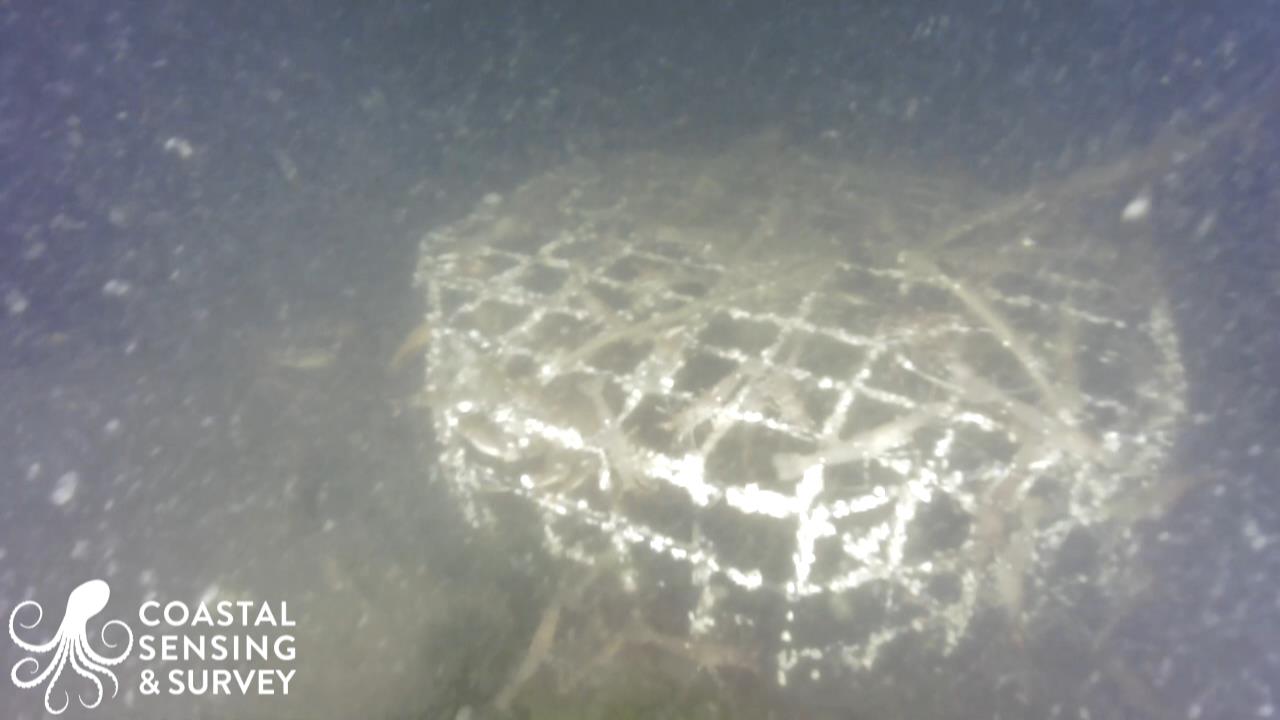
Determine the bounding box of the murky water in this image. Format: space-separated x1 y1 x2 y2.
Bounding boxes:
1 3 1277 719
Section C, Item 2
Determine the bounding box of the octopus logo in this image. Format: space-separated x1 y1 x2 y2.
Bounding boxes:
8 579 134 715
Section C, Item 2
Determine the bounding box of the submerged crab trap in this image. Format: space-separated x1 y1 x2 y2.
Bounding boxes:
412 136 1186 693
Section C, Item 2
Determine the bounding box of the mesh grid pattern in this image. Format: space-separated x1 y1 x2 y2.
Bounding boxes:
416 148 1186 686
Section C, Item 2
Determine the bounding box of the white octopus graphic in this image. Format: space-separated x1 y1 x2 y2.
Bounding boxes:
9 579 134 715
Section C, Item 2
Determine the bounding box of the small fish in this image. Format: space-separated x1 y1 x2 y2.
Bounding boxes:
773 403 947 480
389 321 431 371
455 412 521 463
268 346 337 370
265 317 354 371
947 360 1106 463
619 618 761 683
492 592 562 713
